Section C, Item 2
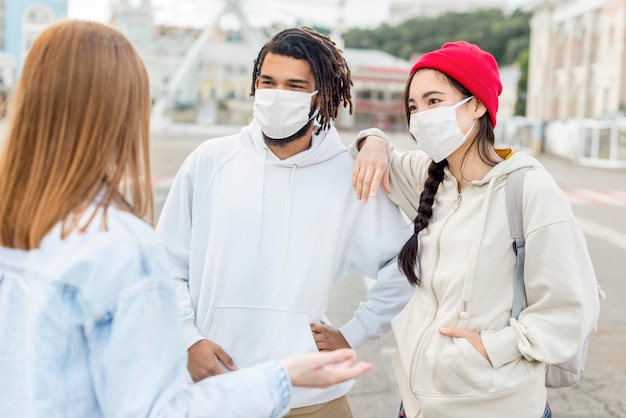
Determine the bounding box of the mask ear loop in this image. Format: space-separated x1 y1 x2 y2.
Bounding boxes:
453 95 474 109
309 90 320 122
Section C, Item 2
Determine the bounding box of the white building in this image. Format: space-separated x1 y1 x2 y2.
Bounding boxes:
525 0 626 121
508 0 626 168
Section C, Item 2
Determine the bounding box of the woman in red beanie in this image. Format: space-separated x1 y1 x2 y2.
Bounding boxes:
349 41 600 418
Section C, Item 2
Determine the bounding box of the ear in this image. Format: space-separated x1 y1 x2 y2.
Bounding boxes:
472 98 488 119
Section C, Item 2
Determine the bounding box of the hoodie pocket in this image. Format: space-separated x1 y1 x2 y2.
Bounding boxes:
410 331 531 396
205 305 318 369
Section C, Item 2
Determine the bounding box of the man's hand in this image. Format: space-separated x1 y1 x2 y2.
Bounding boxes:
439 327 491 363
187 339 237 382
311 323 351 351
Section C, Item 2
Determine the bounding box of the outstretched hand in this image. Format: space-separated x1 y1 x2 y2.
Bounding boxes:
311 323 350 351
351 136 391 204
187 339 237 382
281 348 372 388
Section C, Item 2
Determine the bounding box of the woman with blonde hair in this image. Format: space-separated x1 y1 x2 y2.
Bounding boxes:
0 19 371 418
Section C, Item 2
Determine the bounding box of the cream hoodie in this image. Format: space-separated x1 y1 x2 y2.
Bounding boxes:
353 128 600 418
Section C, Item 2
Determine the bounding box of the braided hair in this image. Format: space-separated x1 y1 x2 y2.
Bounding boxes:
398 69 500 286
250 27 353 133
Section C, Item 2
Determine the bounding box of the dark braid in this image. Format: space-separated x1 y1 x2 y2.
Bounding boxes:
398 160 447 286
396 68 501 286
250 27 353 133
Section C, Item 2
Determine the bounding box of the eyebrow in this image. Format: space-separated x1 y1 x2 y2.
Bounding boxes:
258 74 311 85
421 90 445 99
408 90 446 103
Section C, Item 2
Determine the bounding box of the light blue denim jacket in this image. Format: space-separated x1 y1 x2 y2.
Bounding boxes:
0 206 290 418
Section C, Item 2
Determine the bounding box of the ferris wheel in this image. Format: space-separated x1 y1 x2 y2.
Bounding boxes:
148 0 347 30
146 0 350 128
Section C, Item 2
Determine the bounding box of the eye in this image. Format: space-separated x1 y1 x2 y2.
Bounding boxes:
407 104 417 113
427 98 441 106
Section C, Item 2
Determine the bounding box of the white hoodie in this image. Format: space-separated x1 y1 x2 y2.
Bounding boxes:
156 120 413 408
352 128 600 418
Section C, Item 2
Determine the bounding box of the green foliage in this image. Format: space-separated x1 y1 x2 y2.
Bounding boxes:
514 49 529 116
343 8 531 67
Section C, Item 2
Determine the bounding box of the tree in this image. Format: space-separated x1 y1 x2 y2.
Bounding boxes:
514 49 529 116
343 8 531 67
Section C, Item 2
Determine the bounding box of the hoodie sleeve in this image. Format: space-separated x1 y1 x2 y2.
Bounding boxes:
350 128 431 220
155 155 205 350
338 192 415 348
481 168 601 368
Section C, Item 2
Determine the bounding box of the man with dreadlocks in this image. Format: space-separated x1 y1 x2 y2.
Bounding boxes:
157 27 413 417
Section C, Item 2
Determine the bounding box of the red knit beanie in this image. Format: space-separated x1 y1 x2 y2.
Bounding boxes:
410 41 502 127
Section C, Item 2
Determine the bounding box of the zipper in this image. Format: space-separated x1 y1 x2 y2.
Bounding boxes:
408 191 463 391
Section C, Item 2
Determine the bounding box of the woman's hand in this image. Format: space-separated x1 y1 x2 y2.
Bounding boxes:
439 327 491 363
281 348 372 388
352 136 391 204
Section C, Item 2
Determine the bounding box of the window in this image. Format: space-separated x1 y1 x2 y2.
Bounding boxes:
25 5 52 24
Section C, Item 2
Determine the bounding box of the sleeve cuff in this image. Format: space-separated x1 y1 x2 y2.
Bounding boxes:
183 325 205 350
339 318 370 349
264 361 291 418
481 325 521 368
348 128 393 159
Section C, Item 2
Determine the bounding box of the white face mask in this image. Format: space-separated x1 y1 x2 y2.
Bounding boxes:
253 89 318 139
409 96 475 163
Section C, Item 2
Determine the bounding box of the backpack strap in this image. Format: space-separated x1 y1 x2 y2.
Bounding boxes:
505 167 530 319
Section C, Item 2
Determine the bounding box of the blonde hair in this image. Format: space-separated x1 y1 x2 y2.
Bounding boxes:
0 20 153 250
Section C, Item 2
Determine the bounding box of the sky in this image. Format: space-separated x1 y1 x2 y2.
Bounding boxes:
68 0 391 30
67 0 527 30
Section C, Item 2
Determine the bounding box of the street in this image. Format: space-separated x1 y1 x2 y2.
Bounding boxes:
150 127 626 418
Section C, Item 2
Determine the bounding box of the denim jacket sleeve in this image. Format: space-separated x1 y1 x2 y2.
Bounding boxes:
84 244 291 418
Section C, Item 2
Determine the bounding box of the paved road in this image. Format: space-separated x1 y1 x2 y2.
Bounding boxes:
150 127 626 418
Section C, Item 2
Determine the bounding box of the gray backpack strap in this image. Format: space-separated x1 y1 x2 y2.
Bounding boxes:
505 167 530 319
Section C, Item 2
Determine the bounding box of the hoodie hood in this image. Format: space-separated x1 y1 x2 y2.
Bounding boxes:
239 119 348 267
473 150 545 185
240 119 346 167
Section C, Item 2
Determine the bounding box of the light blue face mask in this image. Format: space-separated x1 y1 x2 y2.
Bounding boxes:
409 96 475 162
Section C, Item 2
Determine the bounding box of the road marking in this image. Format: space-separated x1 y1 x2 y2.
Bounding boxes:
563 188 626 206
576 217 626 250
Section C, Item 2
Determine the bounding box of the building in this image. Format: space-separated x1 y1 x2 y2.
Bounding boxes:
0 0 13 109
3 0 67 76
389 0 510 25
525 0 626 121
113 0 416 131
342 49 411 131
512 0 626 168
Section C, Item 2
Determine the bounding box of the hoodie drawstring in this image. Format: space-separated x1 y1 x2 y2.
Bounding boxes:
256 148 268 253
256 148 297 268
459 176 497 319
282 164 297 270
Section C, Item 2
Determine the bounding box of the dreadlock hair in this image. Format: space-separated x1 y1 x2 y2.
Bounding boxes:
398 69 501 286
250 27 353 134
